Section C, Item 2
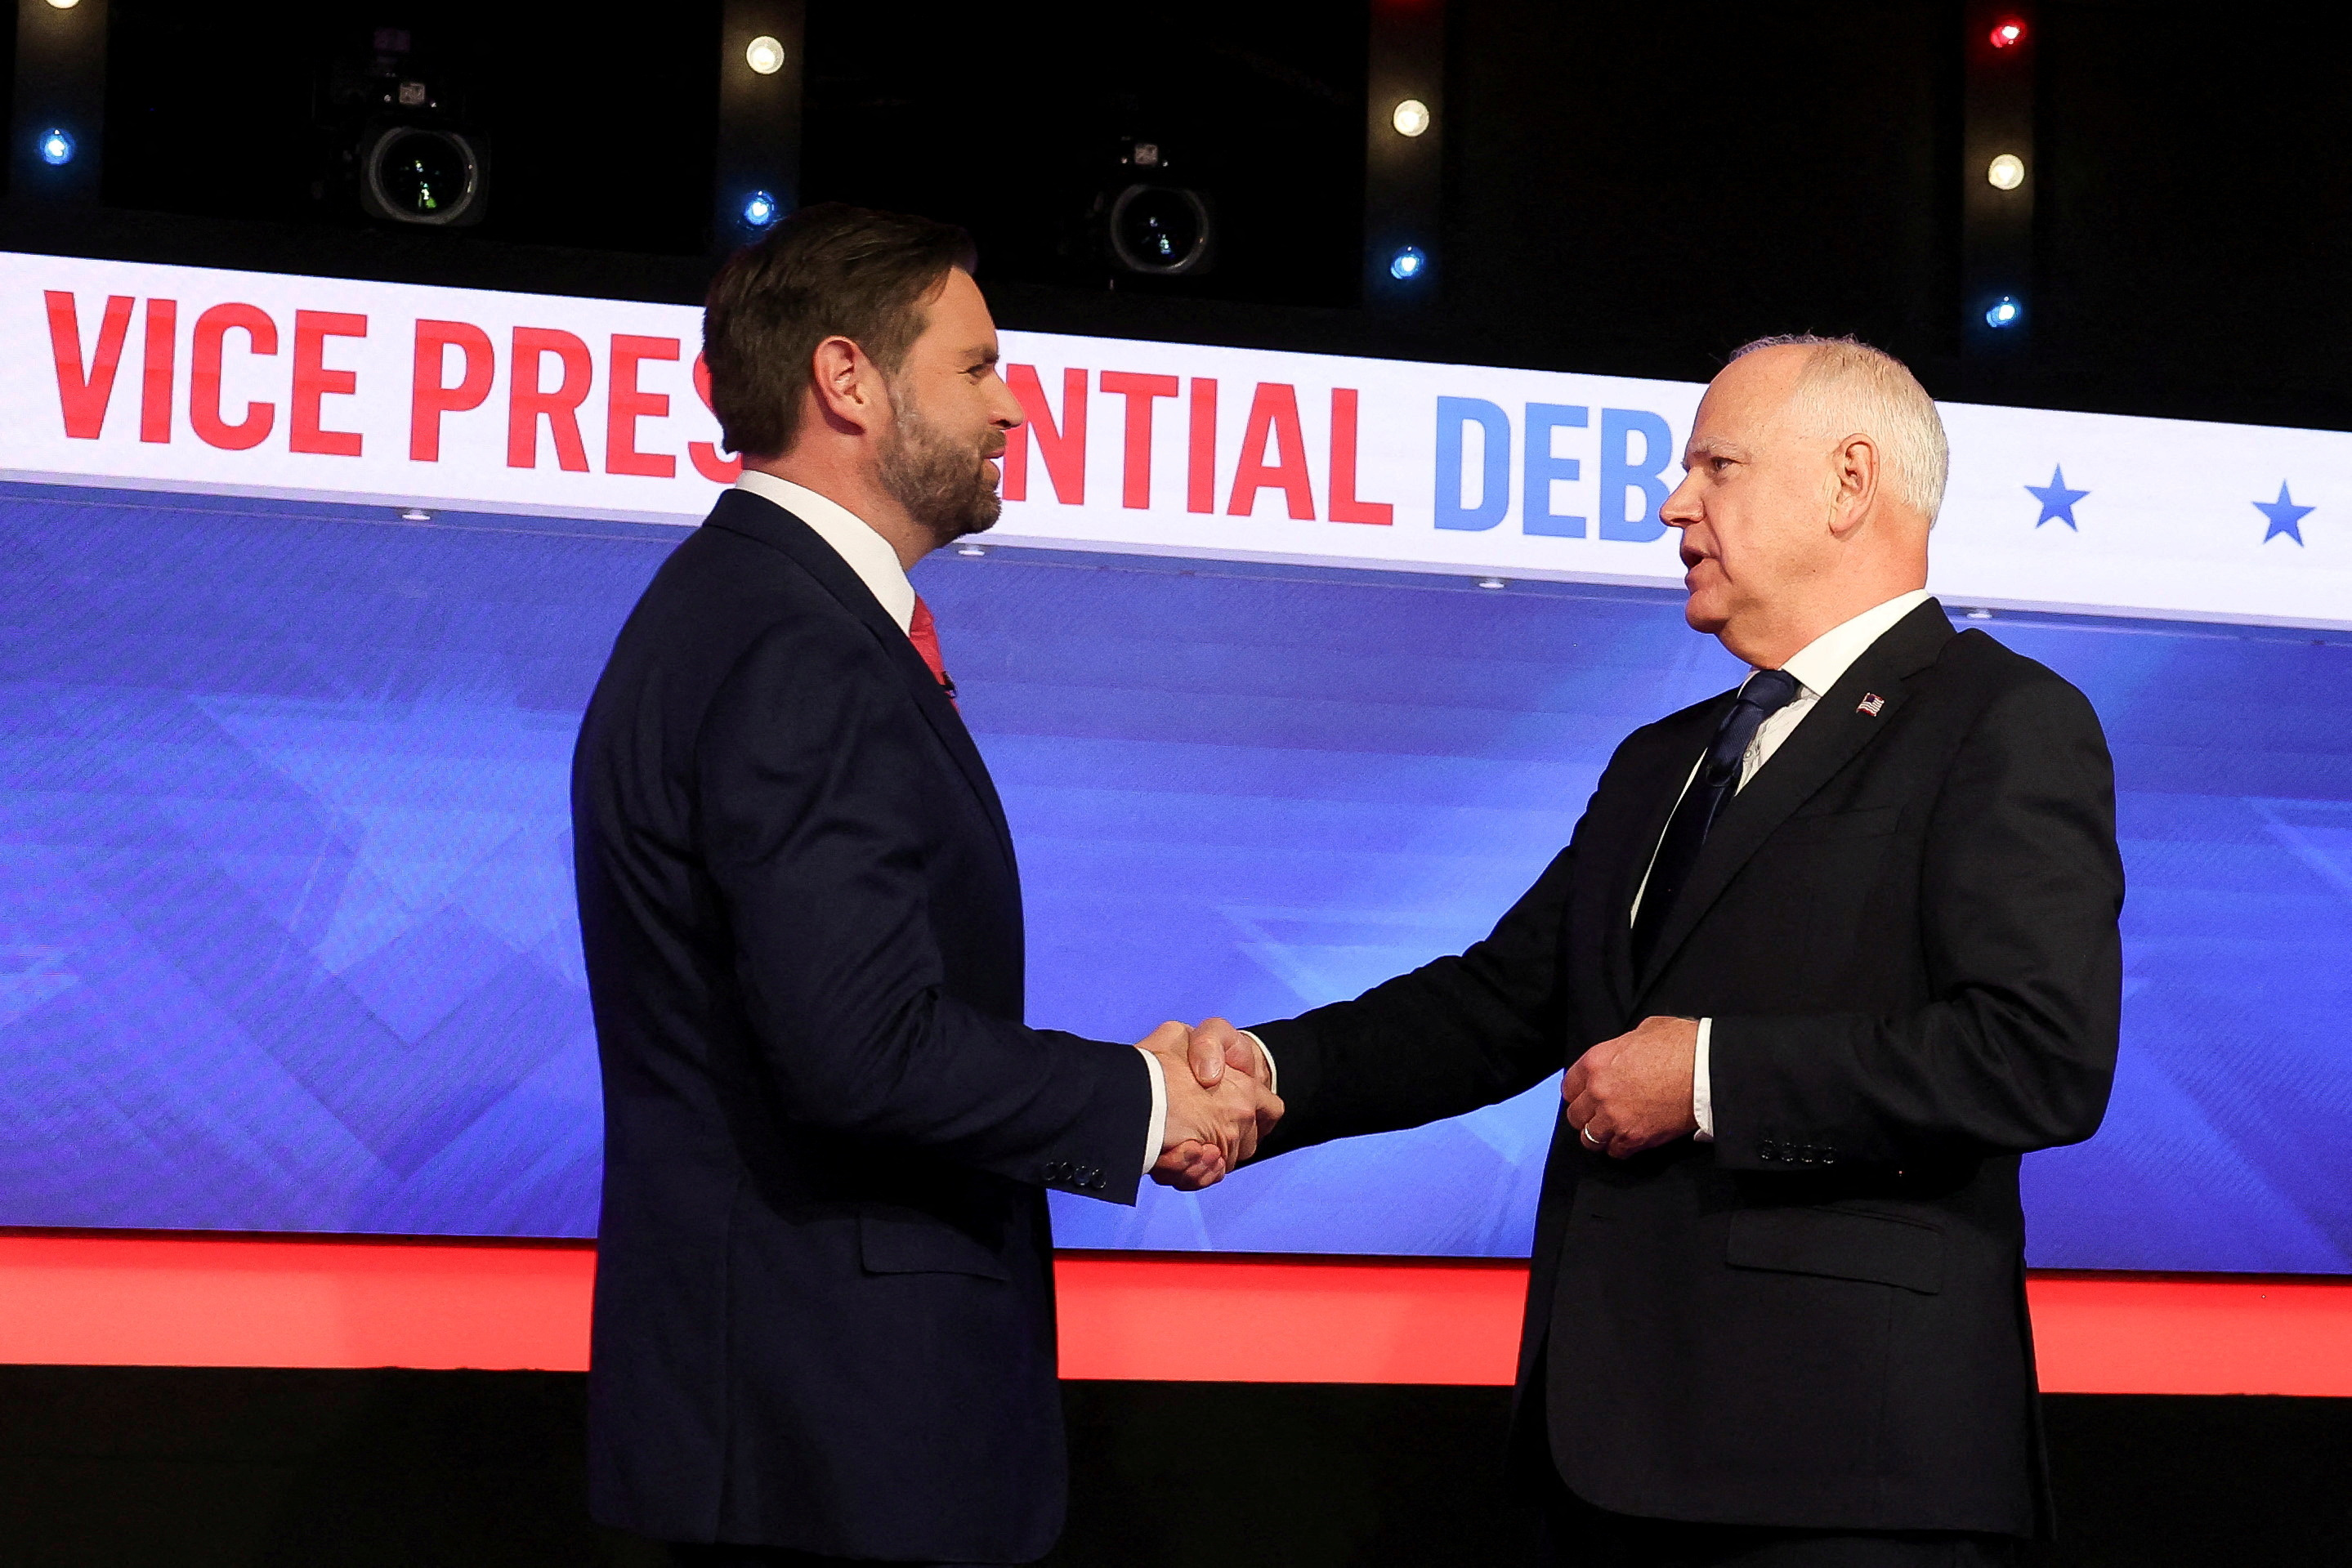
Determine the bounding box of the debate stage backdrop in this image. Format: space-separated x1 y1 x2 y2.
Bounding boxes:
4 252 2350 1272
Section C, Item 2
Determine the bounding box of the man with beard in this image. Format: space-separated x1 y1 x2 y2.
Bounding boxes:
571 203 1281 1566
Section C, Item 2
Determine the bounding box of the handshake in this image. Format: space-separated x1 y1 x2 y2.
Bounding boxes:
1134 1018 1281 1192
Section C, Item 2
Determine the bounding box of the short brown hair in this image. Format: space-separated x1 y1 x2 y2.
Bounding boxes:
702 203 977 459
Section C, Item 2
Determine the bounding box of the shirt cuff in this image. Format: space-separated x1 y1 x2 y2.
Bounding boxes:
1138 1046 1169 1174
1238 1030 1278 1095
1692 1016 1714 1141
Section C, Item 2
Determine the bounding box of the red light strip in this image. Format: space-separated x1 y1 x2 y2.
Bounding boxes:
0 1231 595 1371
1055 1252 1527 1384
0 1233 2347 1396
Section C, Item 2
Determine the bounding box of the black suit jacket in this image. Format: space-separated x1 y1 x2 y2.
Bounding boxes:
1250 600 2123 1537
571 488 1151 1559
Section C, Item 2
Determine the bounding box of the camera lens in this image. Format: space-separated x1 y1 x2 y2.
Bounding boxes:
1108 185 1210 275
367 128 480 225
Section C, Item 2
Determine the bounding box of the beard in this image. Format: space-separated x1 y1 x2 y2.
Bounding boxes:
878 392 1004 547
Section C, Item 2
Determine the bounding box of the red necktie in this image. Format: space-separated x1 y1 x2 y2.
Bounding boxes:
907 596 958 707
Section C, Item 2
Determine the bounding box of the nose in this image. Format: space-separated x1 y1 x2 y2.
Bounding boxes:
986 371 1026 431
1660 469 1704 531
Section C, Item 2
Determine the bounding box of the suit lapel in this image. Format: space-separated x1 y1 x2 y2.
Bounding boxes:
1600 710 1723 1016
1633 600 1956 997
704 490 1019 874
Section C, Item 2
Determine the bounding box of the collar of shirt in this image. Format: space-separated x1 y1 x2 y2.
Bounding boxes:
1772 587 1934 701
731 470 917 634
1634 586 1933 920
1733 587 1933 792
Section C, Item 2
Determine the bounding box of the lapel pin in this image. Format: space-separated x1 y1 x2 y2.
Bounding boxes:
1857 693 1885 717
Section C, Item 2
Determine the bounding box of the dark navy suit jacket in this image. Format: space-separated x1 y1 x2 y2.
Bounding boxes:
571 488 1150 1559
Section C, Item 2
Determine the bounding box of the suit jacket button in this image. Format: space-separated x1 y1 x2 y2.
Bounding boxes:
1090 1173 1107 1190
1760 1142 1778 1162
1821 1148 1838 1165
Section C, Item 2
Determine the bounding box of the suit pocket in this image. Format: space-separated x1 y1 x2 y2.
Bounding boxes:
1726 1207 1943 1294
1771 804 1902 845
858 1205 1012 1281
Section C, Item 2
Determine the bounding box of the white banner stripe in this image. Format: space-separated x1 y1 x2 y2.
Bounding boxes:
4 251 2346 628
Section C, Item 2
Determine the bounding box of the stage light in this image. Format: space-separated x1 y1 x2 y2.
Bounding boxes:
361 127 485 226
743 190 780 227
1392 98 1432 137
1107 185 1213 275
1989 18 2026 47
38 129 74 167
44 0 80 9
745 35 785 75
1477 577 1506 590
1984 295 2023 328
1987 154 2025 190
1389 245 1427 281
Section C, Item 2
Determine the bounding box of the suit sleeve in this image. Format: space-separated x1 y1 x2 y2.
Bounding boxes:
697 619 1153 1203
1249 843 1578 1158
1706 676 2125 1169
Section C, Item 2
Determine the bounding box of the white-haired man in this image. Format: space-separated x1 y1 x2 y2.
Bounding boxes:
1181 337 2125 1565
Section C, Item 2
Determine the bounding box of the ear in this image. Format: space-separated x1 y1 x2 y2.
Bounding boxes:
1828 433 1879 538
806 334 886 436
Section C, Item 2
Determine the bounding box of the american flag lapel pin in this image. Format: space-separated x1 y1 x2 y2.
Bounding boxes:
1857 693 1885 717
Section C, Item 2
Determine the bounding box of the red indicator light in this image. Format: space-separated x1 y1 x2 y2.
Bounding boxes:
1990 19 2027 47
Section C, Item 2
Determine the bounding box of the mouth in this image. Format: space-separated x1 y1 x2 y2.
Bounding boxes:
1681 553 1731 605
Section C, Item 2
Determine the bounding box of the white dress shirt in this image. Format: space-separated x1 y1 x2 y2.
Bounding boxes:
731 471 1177 1174
734 470 917 632
1631 589 1933 1139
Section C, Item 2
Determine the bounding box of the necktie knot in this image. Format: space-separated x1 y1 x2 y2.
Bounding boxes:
1738 667 1804 713
1704 668 1803 782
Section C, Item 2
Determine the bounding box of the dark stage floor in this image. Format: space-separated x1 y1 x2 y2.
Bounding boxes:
0 1367 2344 1566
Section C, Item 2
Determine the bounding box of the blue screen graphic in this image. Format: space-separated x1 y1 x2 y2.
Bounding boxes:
2 481 2349 1272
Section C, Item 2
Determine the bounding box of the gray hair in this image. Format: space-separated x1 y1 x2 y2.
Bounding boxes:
1729 334 1949 525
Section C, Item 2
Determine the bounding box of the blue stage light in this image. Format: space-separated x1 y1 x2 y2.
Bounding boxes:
1389 245 1427 281
742 190 780 228
1984 294 2023 328
38 128 74 167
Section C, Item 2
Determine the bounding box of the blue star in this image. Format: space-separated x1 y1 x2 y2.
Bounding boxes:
2255 482 2315 545
2025 465 2089 529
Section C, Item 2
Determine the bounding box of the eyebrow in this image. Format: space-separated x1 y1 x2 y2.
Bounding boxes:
968 344 1000 367
1684 436 1750 465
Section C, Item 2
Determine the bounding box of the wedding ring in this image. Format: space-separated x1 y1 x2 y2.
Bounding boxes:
1581 1125 1603 1147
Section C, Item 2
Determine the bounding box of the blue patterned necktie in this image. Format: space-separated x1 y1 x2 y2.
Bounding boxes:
1630 668 1804 975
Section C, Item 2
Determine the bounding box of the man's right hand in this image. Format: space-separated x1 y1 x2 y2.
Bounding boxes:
1138 1021 1281 1191
1182 1016 1270 1091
